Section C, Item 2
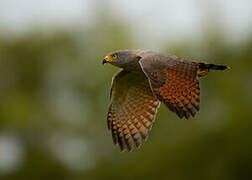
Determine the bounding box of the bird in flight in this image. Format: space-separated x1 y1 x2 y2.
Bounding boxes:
102 50 229 151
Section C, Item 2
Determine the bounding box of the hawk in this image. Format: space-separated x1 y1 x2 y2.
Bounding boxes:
102 50 229 151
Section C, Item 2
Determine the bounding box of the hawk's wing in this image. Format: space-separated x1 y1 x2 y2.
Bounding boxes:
107 70 160 151
139 53 200 119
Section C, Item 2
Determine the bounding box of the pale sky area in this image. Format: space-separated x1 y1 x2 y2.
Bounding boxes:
0 0 251 47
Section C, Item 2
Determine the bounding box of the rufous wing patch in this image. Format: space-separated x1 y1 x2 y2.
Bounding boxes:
142 60 200 119
107 70 160 151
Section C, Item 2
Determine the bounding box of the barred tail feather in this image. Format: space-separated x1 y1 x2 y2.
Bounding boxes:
195 62 229 70
194 62 229 77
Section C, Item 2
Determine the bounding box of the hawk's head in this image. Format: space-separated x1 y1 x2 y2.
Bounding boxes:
102 50 141 70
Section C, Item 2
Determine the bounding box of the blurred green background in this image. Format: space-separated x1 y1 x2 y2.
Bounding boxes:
0 0 252 180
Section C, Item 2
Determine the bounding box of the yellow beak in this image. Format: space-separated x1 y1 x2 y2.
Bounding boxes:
103 56 113 64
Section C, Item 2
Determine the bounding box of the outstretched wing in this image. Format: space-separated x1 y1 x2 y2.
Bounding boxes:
107 70 160 151
139 53 200 119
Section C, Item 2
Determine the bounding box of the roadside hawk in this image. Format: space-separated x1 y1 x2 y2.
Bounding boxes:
102 50 229 151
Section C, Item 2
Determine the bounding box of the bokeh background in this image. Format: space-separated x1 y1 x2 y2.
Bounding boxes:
0 0 252 179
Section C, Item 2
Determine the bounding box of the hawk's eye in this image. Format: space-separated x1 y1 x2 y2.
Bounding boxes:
112 54 118 59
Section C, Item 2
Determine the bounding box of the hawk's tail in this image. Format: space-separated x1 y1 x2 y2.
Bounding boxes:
194 62 230 77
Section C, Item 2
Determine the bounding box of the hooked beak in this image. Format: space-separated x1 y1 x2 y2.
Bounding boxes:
102 55 113 65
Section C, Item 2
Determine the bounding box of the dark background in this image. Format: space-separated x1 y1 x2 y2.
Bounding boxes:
0 1 252 180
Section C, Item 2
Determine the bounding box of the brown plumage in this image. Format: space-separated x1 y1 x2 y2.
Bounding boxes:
103 50 229 151
107 70 160 151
